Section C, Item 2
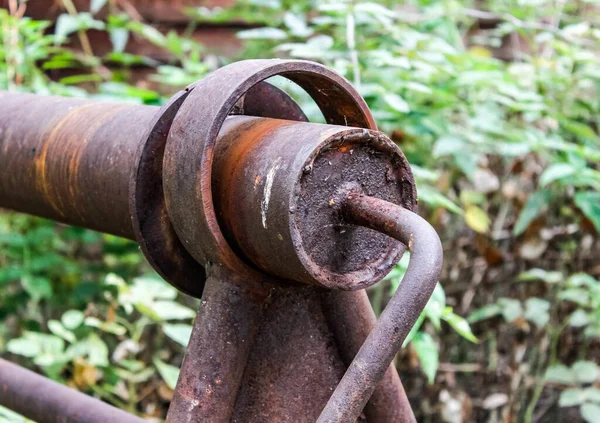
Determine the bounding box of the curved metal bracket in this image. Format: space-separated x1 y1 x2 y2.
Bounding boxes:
317 194 443 423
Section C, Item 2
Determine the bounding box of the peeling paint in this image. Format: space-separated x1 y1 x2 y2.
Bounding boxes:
261 157 281 229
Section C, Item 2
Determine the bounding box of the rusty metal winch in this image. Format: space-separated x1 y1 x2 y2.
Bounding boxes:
0 59 443 423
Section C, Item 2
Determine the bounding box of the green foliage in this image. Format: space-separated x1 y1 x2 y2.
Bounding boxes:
2 0 600 420
382 254 477 384
546 361 600 423
208 0 600 237
471 269 600 421
4 273 195 411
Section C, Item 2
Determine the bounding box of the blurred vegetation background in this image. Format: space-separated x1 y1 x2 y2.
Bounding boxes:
1 0 600 421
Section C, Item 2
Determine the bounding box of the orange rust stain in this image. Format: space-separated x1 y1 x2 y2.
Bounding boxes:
34 105 93 216
34 103 130 218
216 117 293 213
66 104 130 220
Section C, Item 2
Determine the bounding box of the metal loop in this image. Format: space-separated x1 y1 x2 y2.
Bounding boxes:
163 59 376 281
130 79 307 297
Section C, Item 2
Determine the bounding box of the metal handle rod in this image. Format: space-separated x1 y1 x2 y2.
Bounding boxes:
317 194 443 423
0 358 146 423
322 290 417 422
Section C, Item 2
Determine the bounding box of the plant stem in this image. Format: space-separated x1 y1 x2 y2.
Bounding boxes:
346 5 360 91
61 0 95 58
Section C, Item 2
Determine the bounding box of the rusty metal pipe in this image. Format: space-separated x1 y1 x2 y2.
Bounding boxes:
0 91 158 239
166 266 269 422
0 358 146 423
0 87 308 296
317 194 443 423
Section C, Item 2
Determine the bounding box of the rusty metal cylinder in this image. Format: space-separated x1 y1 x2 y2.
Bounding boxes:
212 115 417 289
0 92 158 239
0 358 146 423
0 91 417 291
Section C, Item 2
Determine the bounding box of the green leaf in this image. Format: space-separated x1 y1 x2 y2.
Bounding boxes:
145 301 196 321
583 388 600 403
560 388 600 407
0 233 26 247
90 0 108 14
545 364 575 384
402 312 426 347
7 337 41 358
55 13 105 42
162 324 193 347
283 12 312 37
48 320 76 343
153 357 180 390
560 389 587 407
84 317 127 336
513 190 552 236
7 332 65 366
130 276 177 301
497 298 523 322
560 118 598 142
539 163 576 187
383 93 410 113
559 288 590 307
524 298 550 327
575 191 600 232
573 361 600 384
418 186 462 214
433 136 465 157
581 403 600 423
21 275 52 300
61 310 85 330
59 74 103 85
237 28 288 40
99 82 159 102
127 21 166 47
115 366 155 384
567 273 598 288
109 28 129 53
570 309 591 328
442 308 478 343
518 268 563 284
86 333 109 367
411 332 438 384
468 304 502 323
423 283 445 330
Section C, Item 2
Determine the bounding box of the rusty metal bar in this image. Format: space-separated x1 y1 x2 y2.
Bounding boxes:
0 358 146 423
317 194 443 423
0 92 157 239
322 290 417 423
166 265 269 422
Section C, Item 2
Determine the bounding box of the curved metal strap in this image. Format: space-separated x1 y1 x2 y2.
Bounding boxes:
129 80 306 297
318 194 443 423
